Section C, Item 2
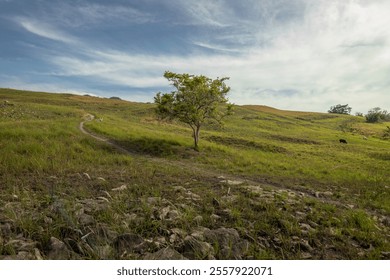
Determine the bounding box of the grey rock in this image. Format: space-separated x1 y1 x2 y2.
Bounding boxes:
181 236 215 259
193 215 203 225
112 233 146 255
78 213 95 226
48 237 71 260
203 227 247 259
143 247 188 260
159 206 181 221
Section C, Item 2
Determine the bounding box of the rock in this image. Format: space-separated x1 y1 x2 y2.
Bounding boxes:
112 233 146 255
170 228 187 237
48 237 71 259
144 247 187 260
172 186 187 192
34 248 44 260
153 237 167 249
381 251 390 259
300 223 313 232
193 215 203 225
222 180 244 186
190 227 211 241
159 206 181 221
210 214 221 223
78 213 95 226
2 251 35 260
203 227 246 259
298 240 313 252
5 238 37 252
44 216 53 224
323 191 333 197
186 191 201 201
112 184 127 191
301 252 312 259
78 198 108 213
180 236 215 259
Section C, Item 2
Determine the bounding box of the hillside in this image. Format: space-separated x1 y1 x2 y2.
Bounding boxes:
0 88 389 260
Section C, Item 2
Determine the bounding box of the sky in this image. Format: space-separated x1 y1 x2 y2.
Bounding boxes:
0 0 389 113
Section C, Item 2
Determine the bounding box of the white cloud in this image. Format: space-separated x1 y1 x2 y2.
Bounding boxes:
18 18 78 44
9 0 390 112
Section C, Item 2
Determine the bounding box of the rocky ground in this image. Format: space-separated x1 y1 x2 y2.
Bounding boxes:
1 172 389 260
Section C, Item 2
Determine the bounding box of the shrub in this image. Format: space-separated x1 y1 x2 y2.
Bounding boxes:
365 107 390 123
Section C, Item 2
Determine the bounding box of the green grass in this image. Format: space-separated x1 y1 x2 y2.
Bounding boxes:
0 88 389 260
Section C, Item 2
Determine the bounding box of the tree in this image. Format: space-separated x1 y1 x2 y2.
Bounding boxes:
365 107 390 123
328 104 352 115
154 71 232 150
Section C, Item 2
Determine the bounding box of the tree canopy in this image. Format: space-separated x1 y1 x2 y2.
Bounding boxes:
328 104 352 115
154 71 232 150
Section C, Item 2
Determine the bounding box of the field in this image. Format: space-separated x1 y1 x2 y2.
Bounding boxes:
0 88 389 260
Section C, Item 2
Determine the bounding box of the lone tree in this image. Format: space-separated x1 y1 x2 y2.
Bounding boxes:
154 71 232 150
328 104 352 115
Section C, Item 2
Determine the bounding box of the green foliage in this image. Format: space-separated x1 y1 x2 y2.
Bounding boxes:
365 107 390 123
328 104 352 115
383 126 390 139
154 71 232 150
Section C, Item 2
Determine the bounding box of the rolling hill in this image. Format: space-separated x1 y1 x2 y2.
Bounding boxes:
0 88 389 260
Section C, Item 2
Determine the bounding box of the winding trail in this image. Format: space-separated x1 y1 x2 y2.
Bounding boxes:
79 114 133 155
78 114 388 217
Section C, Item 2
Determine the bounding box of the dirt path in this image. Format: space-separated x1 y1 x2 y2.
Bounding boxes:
78 115 388 216
79 114 134 155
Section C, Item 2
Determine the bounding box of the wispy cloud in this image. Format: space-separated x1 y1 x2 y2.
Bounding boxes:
18 18 78 44
3 0 390 112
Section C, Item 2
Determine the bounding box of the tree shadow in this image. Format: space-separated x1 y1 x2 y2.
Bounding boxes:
114 137 183 157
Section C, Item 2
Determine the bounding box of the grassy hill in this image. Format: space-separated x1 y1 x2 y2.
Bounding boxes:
0 88 389 260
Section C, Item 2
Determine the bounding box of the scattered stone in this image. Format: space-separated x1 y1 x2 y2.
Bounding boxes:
112 184 127 191
298 240 313 252
301 252 312 259
112 233 146 255
170 228 187 237
34 248 44 260
180 236 215 259
323 191 333 197
221 179 244 186
300 223 313 232
144 247 187 260
172 186 187 192
203 227 243 259
159 206 181 221
44 216 53 224
185 191 201 201
2 251 35 260
381 251 390 259
193 215 203 225
78 213 95 226
210 214 221 223
48 237 71 260
78 198 109 212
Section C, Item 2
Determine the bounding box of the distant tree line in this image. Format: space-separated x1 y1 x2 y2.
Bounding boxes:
328 104 390 123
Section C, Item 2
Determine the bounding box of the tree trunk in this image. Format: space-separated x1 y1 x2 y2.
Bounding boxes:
193 125 200 151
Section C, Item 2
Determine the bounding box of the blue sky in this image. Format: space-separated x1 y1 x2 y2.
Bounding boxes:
0 0 389 112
